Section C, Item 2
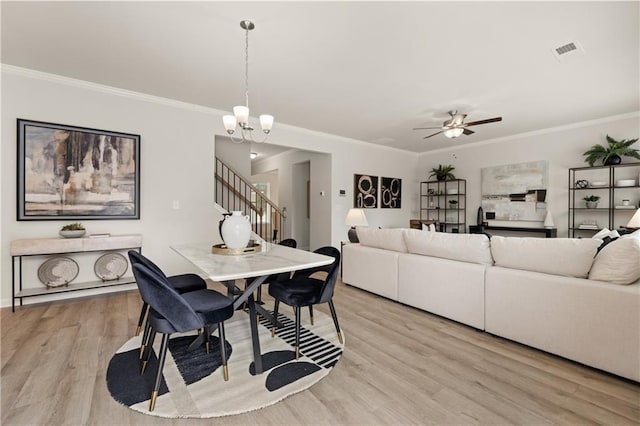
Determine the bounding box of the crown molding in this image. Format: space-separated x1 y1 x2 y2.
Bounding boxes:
1 64 225 116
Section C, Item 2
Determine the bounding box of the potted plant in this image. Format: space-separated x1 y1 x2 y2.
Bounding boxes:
448 199 459 208
583 195 600 209
583 135 640 166
429 164 456 181
59 222 86 238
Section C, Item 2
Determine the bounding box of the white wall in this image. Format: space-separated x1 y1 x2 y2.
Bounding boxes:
215 136 251 178
417 113 640 237
0 66 418 306
252 150 331 250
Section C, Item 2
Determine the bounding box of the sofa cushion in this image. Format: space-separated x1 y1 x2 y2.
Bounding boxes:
357 228 407 253
589 231 640 285
403 229 493 265
490 236 600 278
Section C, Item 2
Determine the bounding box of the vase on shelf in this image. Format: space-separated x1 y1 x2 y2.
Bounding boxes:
604 155 622 166
220 211 251 249
586 202 598 209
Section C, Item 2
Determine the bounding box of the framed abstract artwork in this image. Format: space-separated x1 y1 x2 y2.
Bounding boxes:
354 174 378 208
17 119 140 220
380 177 402 208
481 160 548 222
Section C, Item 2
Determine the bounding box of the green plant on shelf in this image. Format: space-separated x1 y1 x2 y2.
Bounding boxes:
582 135 640 166
61 222 85 231
583 195 600 202
429 164 456 181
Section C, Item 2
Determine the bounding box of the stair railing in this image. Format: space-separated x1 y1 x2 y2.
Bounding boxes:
215 157 286 242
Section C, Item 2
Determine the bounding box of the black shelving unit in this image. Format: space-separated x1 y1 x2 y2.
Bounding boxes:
568 163 640 237
420 179 466 233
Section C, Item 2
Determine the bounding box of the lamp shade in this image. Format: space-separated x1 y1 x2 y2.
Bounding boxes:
223 115 237 132
626 208 640 228
345 208 368 227
233 106 249 125
543 210 555 228
259 114 274 132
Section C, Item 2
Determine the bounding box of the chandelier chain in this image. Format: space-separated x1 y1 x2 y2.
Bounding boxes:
244 25 250 108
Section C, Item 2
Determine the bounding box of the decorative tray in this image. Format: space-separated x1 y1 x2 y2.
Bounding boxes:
38 256 79 288
212 243 261 255
94 252 129 281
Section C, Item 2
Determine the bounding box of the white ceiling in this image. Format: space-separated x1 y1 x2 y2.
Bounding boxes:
2 1 638 153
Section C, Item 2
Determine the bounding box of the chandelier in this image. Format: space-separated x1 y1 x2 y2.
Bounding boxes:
222 20 274 143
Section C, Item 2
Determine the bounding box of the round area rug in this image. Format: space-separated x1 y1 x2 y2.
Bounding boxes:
106 302 345 418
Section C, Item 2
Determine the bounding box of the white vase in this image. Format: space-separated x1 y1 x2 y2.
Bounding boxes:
221 211 251 249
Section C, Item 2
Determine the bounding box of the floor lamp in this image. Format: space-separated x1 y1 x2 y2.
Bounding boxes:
345 208 368 243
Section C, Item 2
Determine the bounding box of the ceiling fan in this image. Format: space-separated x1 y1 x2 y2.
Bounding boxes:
414 110 502 140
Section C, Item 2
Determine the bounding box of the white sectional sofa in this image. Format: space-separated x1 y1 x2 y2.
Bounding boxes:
342 227 640 381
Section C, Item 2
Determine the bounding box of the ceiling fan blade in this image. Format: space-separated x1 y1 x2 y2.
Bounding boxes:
463 128 475 135
464 117 503 127
413 126 443 130
423 131 443 140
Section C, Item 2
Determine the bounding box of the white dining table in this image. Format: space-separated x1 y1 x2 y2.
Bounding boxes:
171 242 334 373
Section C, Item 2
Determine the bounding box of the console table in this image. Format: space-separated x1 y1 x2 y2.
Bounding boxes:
469 225 557 238
10 234 142 312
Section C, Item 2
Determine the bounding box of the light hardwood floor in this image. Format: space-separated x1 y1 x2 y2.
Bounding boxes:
2 280 639 425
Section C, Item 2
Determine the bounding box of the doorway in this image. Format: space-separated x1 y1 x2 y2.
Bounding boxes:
292 161 310 250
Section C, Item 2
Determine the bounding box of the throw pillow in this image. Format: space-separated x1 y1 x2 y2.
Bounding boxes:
589 232 640 285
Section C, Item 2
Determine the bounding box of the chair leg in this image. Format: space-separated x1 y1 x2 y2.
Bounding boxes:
149 333 170 412
205 325 211 354
218 322 229 381
136 302 148 336
141 329 157 375
308 305 314 326
328 300 343 344
295 306 301 360
139 319 151 359
271 299 280 337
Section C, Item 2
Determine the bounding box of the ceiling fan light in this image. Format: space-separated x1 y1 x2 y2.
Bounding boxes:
443 127 464 138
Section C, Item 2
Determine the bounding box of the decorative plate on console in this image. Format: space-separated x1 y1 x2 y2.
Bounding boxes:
94 252 128 281
38 256 79 288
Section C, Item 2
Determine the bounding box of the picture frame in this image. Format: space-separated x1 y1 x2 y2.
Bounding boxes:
380 177 402 208
17 119 140 220
353 174 378 208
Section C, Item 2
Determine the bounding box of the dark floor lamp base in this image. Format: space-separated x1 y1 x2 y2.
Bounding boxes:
348 227 359 243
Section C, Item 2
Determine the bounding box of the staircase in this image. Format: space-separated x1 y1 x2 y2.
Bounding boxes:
215 157 286 242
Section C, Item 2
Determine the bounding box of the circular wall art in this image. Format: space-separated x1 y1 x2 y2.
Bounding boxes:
94 252 129 281
38 256 79 288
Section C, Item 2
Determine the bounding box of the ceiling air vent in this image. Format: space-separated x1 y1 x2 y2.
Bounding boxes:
551 41 585 62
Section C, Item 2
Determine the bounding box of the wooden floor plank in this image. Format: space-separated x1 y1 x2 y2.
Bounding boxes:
1 281 638 425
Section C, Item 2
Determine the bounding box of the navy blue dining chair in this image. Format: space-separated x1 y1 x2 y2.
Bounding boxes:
128 251 207 356
269 246 342 359
254 238 297 304
131 262 234 412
